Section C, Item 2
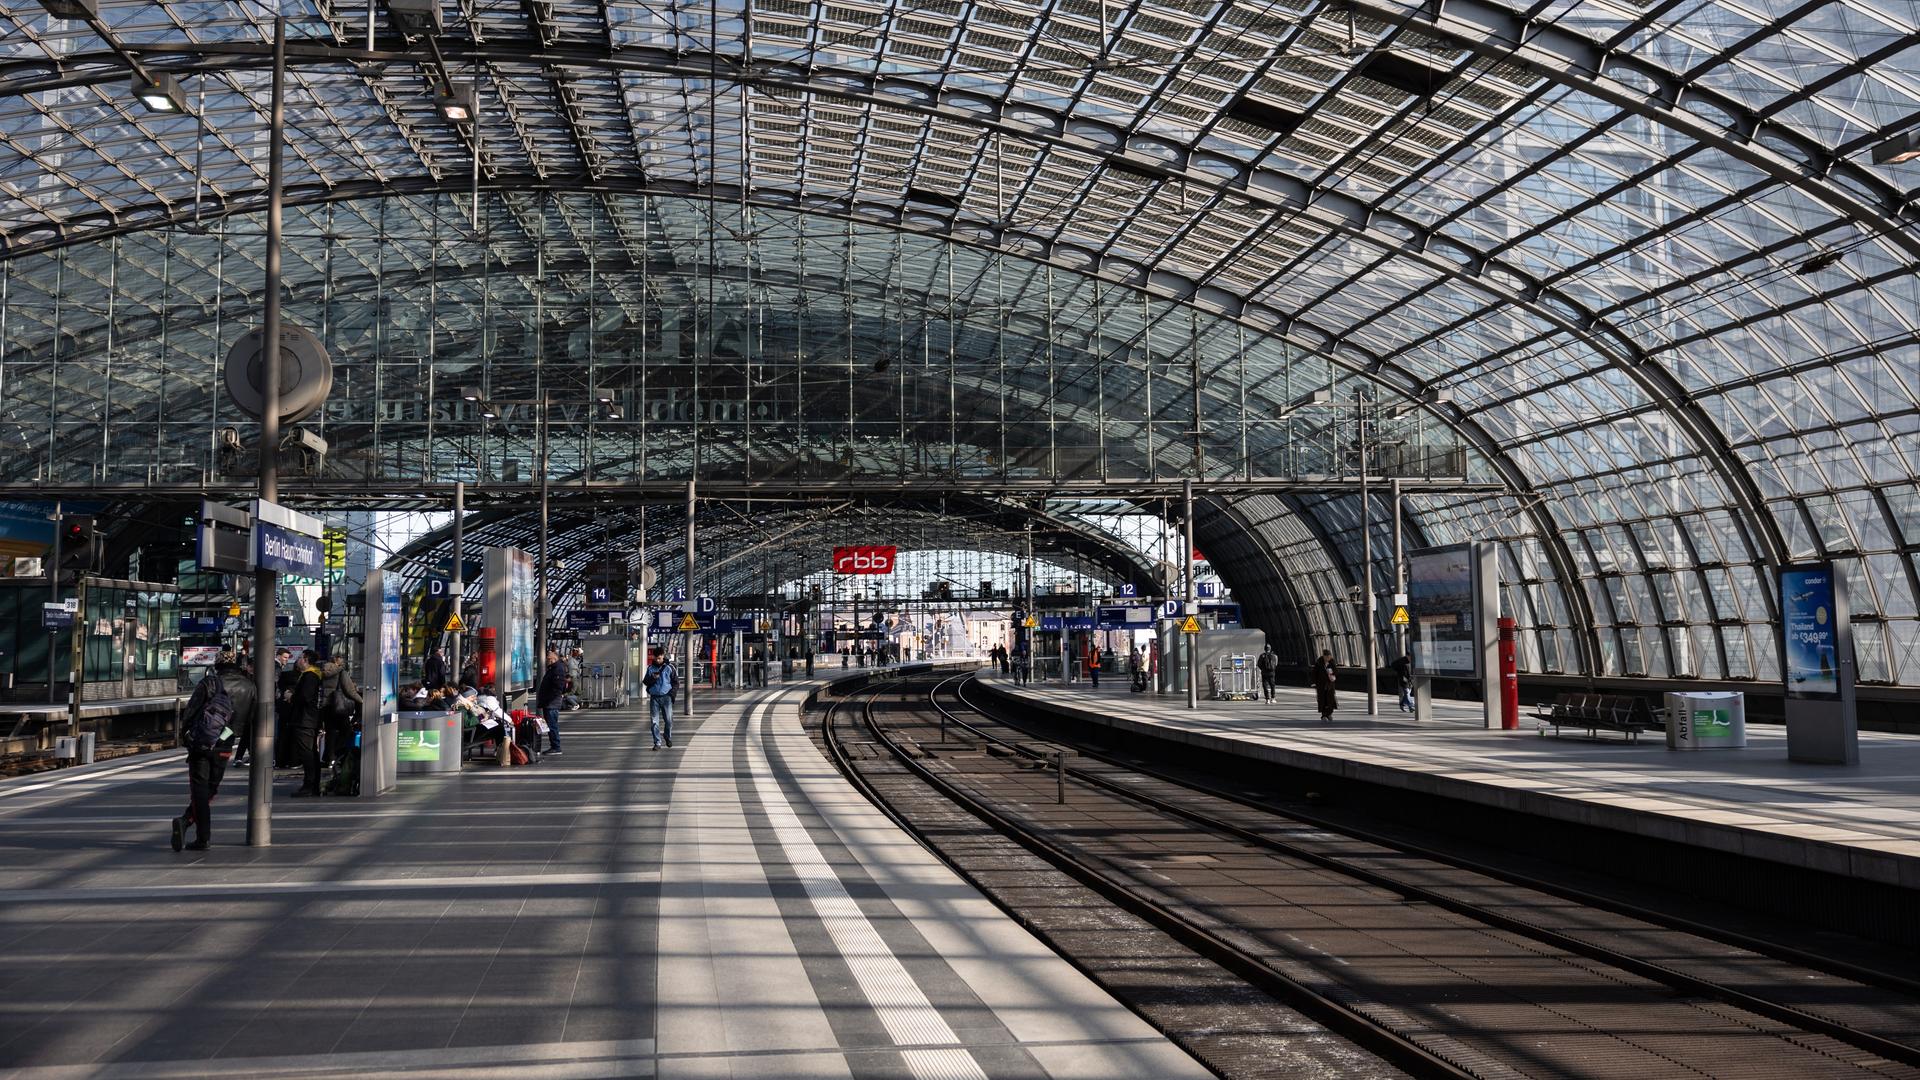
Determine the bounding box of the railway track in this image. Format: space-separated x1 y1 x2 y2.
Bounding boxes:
818 671 1920 1080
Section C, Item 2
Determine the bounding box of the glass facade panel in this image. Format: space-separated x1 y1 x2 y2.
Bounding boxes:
0 0 1914 687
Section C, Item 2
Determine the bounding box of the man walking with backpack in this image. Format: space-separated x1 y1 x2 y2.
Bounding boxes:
172 650 257 852
1256 644 1279 702
644 650 676 751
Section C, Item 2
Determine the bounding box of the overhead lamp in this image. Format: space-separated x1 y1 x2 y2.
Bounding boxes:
387 0 445 36
36 0 98 18
872 355 892 373
1421 389 1452 405
461 386 483 402
1797 249 1844 275
593 387 614 403
435 83 477 124
1871 129 1920 166
131 70 187 115
478 401 499 420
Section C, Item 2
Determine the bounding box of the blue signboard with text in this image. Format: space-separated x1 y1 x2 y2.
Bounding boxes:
254 522 325 578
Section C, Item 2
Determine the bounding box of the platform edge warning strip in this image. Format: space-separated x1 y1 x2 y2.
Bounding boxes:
746 692 991 1080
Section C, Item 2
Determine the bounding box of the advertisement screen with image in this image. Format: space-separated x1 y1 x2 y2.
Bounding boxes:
1781 567 1840 700
509 549 536 691
1408 543 1478 678
380 573 402 714
484 547 539 694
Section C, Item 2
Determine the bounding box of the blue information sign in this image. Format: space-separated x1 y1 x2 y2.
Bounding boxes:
1201 602 1241 626
255 522 325 578
567 610 612 630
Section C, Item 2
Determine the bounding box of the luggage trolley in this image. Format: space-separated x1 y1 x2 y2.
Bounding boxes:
1209 654 1259 701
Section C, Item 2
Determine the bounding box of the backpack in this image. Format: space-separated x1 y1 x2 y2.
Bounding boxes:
328 678 358 723
186 672 234 750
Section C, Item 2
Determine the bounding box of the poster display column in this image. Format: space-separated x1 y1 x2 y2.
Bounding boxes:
1779 563 1858 765
357 568 400 796
1406 541 1500 728
484 547 537 700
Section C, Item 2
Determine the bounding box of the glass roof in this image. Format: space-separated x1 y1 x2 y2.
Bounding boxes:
1 0 1917 685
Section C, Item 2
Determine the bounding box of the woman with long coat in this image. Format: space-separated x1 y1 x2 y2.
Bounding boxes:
1310 650 1338 722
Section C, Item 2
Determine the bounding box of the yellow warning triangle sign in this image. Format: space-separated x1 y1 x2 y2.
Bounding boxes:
1023 615 1038 628
677 613 702 631
1180 615 1201 633
1391 605 1410 626
445 612 466 632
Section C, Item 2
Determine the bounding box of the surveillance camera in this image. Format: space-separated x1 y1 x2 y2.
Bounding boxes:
286 428 329 457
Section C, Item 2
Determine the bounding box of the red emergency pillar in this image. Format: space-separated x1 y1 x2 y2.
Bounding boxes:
476 627 497 691
1497 616 1519 730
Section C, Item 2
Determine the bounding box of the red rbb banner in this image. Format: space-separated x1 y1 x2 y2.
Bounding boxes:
833 545 897 575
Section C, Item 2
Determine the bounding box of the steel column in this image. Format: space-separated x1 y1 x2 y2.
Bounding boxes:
1184 478 1197 712
247 14 286 848
450 480 464 685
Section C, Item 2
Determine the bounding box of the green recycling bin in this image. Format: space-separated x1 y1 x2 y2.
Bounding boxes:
1664 691 1746 750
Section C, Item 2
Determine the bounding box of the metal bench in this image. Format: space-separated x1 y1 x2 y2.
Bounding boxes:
1534 692 1657 743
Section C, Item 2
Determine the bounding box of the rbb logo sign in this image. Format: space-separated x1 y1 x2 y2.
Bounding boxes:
832 545 898 575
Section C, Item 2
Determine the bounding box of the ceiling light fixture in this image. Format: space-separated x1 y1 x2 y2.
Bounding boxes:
435 83 477 123
1797 249 1844 275
1871 129 1920 165
387 0 445 36
131 71 187 115
36 0 98 19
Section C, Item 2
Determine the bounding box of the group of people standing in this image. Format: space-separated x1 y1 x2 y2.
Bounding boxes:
1252 645 1418 721
838 642 901 667
987 643 1031 684
170 644 365 852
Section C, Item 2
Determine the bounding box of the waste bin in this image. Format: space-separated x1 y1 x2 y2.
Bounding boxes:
1665 691 1746 749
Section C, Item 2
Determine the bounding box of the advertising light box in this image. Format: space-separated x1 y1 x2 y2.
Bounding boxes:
1408 543 1480 679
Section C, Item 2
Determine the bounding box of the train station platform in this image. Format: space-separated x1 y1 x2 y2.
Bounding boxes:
976 674 1920 891
0 671 1205 1080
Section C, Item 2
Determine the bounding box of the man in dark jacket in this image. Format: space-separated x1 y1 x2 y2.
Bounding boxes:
272 647 297 767
288 650 326 796
536 648 568 756
1256 645 1279 702
172 652 258 851
424 648 447 691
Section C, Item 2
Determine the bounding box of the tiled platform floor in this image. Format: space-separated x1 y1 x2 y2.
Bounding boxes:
0 672 1204 1080
981 673 1920 888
